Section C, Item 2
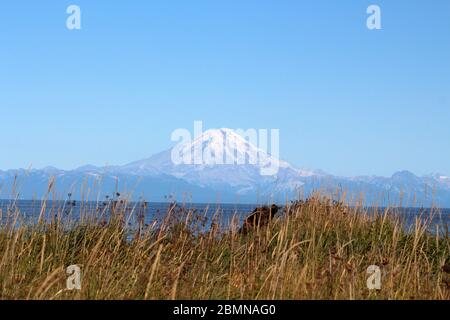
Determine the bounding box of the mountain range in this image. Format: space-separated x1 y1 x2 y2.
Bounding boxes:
1 128 449 207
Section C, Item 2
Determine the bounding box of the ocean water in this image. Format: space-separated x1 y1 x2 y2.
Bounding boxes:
0 200 449 234
0 200 256 227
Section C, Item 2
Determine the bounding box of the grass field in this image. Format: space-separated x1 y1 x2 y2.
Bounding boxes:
0 195 449 300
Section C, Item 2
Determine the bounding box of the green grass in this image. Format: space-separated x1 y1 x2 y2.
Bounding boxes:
0 195 449 300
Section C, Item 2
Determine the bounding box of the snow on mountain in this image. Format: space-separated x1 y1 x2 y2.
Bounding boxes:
172 128 292 171
432 174 450 184
120 128 306 194
75 165 102 172
440 176 450 186
436 175 450 189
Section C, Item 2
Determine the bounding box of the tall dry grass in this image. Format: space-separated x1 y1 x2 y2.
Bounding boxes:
0 195 448 300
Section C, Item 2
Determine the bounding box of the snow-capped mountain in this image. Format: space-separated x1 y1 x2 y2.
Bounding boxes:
122 128 306 194
1 128 450 206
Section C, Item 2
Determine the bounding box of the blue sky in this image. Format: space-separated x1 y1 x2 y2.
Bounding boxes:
0 0 449 177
